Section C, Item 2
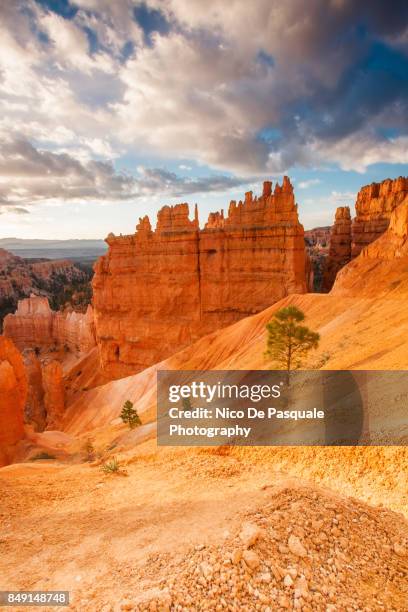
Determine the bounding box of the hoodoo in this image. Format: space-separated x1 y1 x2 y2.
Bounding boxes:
0 337 27 466
322 206 352 291
323 176 408 289
4 295 96 354
93 177 309 377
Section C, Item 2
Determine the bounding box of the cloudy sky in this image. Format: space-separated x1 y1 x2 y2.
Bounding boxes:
0 0 408 238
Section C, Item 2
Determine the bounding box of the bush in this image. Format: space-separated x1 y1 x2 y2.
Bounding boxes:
120 400 141 429
101 457 121 474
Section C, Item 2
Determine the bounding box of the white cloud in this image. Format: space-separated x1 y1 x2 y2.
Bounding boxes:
298 178 321 189
0 0 407 212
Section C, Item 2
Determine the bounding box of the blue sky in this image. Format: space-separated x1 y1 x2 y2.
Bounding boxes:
0 0 407 238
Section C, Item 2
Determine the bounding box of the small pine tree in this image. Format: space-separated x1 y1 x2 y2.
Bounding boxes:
120 400 141 429
181 397 193 412
265 306 320 377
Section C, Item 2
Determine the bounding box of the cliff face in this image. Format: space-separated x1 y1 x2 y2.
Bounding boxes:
322 207 352 291
0 337 27 466
93 177 308 377
323 176 408 290
304 226 331 292
332 200 408 297
0 249 90 328
43 360 65 429
3 295 96 354
352 177 408 258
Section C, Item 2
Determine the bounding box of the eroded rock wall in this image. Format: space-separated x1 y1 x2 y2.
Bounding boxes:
352 176 408 257
322 207 352 291
3 296 96 354
93 177 308 377
0 337 27 466
323 177 408 290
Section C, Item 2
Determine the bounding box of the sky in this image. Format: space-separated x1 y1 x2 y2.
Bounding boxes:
0 0 408 239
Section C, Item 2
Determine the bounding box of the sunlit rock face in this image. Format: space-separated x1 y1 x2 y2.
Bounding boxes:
351 176 408 258
0 337 27 466
323 177 408 290
93 177 309 378
322 207 352 291
3 295 96 354
332 199 408 297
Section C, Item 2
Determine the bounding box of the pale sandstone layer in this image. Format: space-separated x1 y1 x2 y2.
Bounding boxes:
3 295 96 354
0 337 27 466
93 177 308 377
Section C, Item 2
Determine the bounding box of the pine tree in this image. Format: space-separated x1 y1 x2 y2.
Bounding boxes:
120 400 142 429
265 306 320 376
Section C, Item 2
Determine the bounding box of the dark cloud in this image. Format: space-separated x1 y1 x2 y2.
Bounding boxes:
0 137 254 210
1 0 408 184
137 167 254 197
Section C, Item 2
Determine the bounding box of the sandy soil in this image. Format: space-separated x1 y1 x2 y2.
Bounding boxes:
1 443 407 611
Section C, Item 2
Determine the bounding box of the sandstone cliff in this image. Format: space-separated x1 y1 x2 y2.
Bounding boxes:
0 248 90 328
322 207 352 291
332 199 408 298
323 176 408 289
92 177 308 377
0 337 27 466
3 295 96 354
42 360 65 429
352 176 408 258
304 226 330 291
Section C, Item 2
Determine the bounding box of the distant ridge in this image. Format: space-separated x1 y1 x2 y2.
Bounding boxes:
0 238 106 262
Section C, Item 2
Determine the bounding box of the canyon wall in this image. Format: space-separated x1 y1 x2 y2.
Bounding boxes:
332 199 408 298
3 295 96 354
352 176 408 257
323 176 408 290
0 337 27 466
0 248 90 328
93 177 309 377
322 207 352 291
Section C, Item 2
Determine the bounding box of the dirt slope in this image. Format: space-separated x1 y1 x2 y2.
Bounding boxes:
0 446 407 611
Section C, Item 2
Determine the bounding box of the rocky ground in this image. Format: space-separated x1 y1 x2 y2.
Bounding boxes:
0 445 407 611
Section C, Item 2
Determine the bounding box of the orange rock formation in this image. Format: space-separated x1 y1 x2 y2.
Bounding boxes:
93 177 308 377
332 199 408 297
0 337 27 466
322 206 352 291
3 295 96 354
42 360 65 429
24 350 46 431
352 176 408 257
323 176 408 289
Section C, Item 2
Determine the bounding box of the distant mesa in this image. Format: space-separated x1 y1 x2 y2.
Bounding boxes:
93 177 310 378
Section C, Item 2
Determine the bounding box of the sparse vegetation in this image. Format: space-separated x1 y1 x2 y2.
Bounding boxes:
30 451 56 461
120 400 141 429
265 305 320 376
101 457 121 474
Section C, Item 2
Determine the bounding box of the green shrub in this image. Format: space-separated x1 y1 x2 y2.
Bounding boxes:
101 457 121 474
120 400 141 429
30 451 56 461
